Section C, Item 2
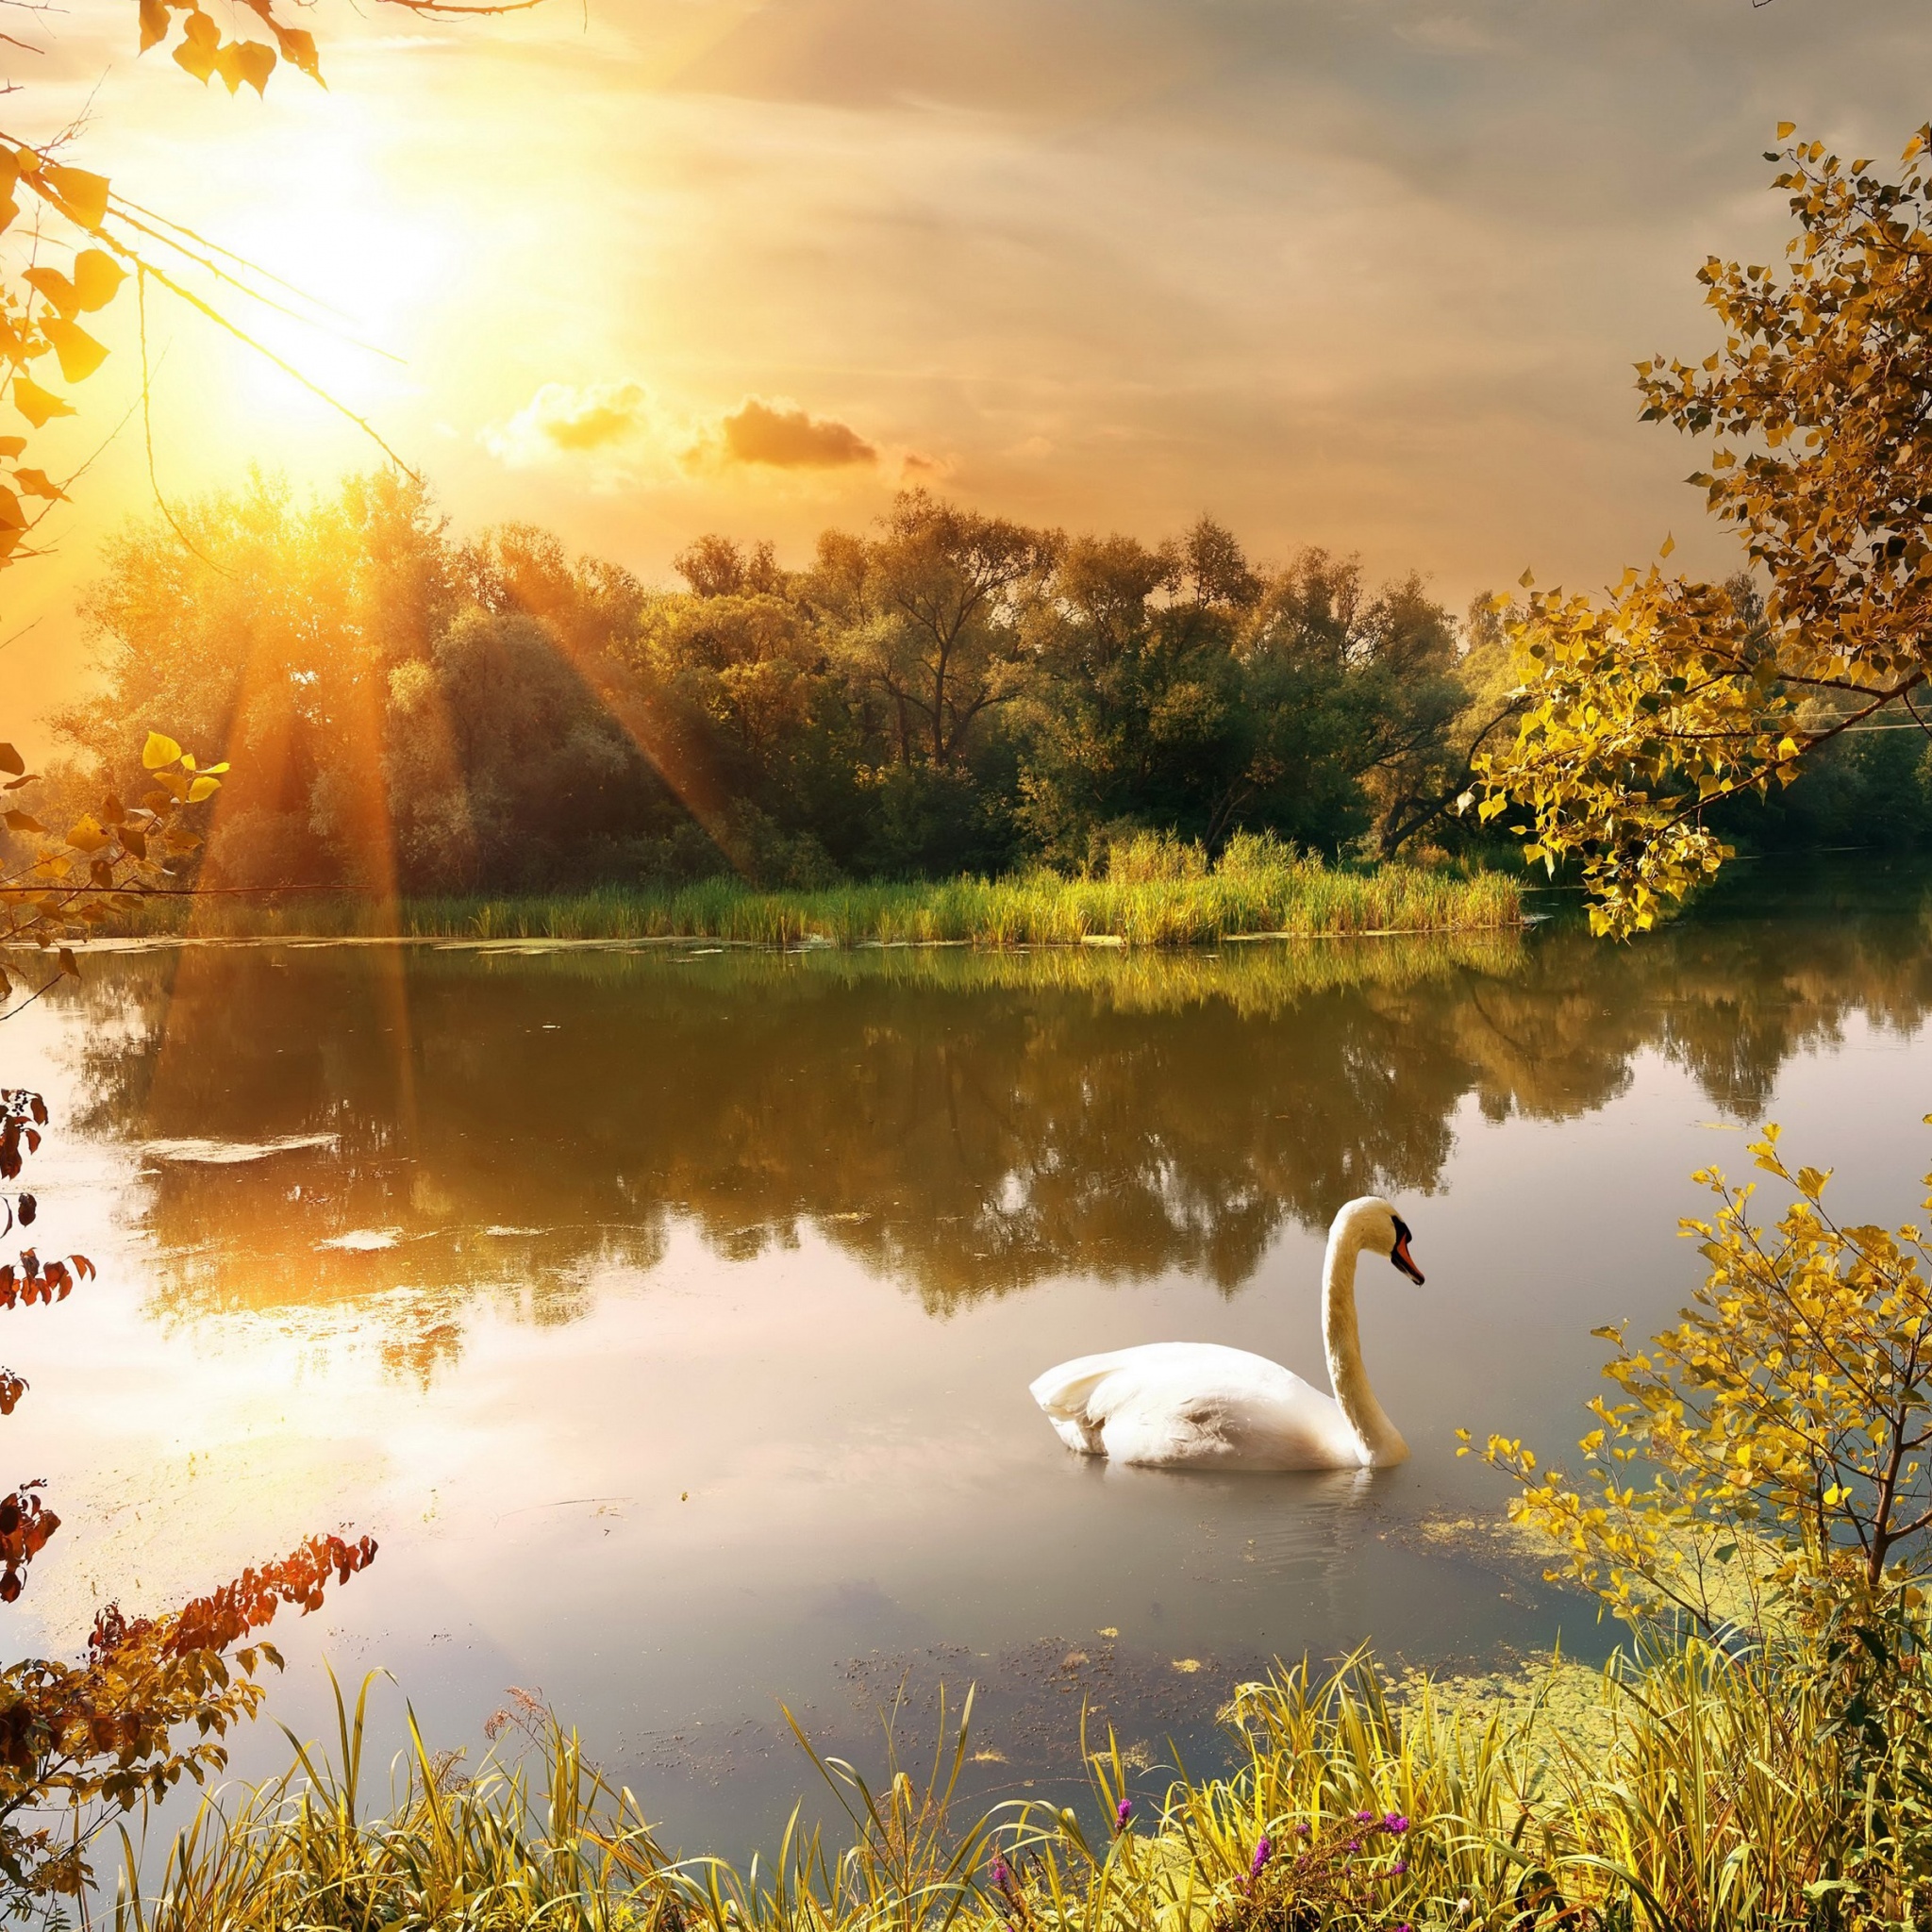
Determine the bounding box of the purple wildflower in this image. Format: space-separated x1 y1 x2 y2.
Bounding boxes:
990 1857 1010 1890
1390 1860 1408 1876
1116 1799 1134 1830
1294 1823 1311 1838
1383 1813 1409 1835
1347 1840 1360 1854
1250 1837 1273 1878
1355 1810 1374 1824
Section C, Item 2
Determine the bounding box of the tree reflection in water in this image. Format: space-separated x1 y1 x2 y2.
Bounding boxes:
58 867 1932 1377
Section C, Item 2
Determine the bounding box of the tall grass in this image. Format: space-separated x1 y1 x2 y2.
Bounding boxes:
112 1638 1924 1932
105 837 1520 948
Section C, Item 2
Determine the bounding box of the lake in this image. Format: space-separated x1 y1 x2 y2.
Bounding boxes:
8 863 1932 1856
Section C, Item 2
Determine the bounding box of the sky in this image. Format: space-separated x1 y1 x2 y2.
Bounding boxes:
5 0 1929 730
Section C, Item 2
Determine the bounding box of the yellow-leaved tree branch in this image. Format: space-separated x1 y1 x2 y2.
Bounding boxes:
1468 122 1932 938
1467 1123 1932 1637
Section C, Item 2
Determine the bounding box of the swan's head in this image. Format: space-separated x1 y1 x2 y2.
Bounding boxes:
1338 1195 1425 1285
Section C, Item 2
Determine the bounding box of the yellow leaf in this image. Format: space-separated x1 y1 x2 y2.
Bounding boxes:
10 375 73 428
1777 121 1796 141
267 20 322 81
11 469 65 503
71 249 125 313
64 817 108 854
172 10 219 83
186 774 220 802
233 38 275 94
21 267 78 319
1518 566 1536 588
138 0 168 51
1659 533 1675 558
142 731 182 771
37 164 109 231
39 317 108 385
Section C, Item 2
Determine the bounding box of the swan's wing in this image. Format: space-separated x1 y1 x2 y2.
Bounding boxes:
1029 1349 1132 1453
1031 1343 1363 1470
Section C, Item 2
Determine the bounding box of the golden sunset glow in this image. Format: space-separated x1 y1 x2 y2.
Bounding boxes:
8 1 1924 731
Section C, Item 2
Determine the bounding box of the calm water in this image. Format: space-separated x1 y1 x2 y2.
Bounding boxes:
9 866 1932 1852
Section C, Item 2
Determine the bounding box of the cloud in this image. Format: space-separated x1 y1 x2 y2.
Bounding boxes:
482 380 653 465
718 399 876 469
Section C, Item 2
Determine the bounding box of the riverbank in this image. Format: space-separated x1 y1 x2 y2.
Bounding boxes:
114 852 1521 947
117 1634 1889 1932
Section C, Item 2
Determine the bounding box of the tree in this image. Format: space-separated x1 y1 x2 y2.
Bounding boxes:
1226 551 1469 856
1474 123 1932 937
1474 1125 1932 1633
815 491 1058 770
1013 526 1252 863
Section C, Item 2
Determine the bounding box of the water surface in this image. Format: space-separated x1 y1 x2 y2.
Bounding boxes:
8 866 1932 1850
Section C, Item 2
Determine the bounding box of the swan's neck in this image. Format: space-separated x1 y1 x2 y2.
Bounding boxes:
1322 1226 1407 1467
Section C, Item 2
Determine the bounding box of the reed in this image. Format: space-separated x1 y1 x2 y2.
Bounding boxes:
104 838 1520 949
111 1634 1927 1932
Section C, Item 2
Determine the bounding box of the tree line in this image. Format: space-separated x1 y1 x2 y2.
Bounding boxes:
45 471 1932 900
45 474 1526 896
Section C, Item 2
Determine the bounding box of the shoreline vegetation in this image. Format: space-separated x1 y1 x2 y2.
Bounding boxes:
120 1638 1885 1932
98 840 1522 949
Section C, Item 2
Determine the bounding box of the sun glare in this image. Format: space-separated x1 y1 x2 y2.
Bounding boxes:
205 117 470 433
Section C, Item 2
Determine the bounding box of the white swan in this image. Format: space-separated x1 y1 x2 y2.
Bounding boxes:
1028 1196 1424 1472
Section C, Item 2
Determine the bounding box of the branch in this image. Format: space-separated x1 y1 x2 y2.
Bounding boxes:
1657 675 1924 833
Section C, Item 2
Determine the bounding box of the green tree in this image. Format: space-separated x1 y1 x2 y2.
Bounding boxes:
1229 551 1468 856
1013 523 1253 863
59 473 462 892
812 491 1058 771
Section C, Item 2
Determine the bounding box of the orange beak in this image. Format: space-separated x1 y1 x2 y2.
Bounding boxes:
1391 1233 1424 1285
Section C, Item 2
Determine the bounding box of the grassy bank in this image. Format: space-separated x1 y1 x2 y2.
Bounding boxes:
116 1637 1909 1932
117 841 1521 948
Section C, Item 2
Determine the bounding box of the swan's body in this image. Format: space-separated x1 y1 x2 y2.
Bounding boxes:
1028 1196 1422 1472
